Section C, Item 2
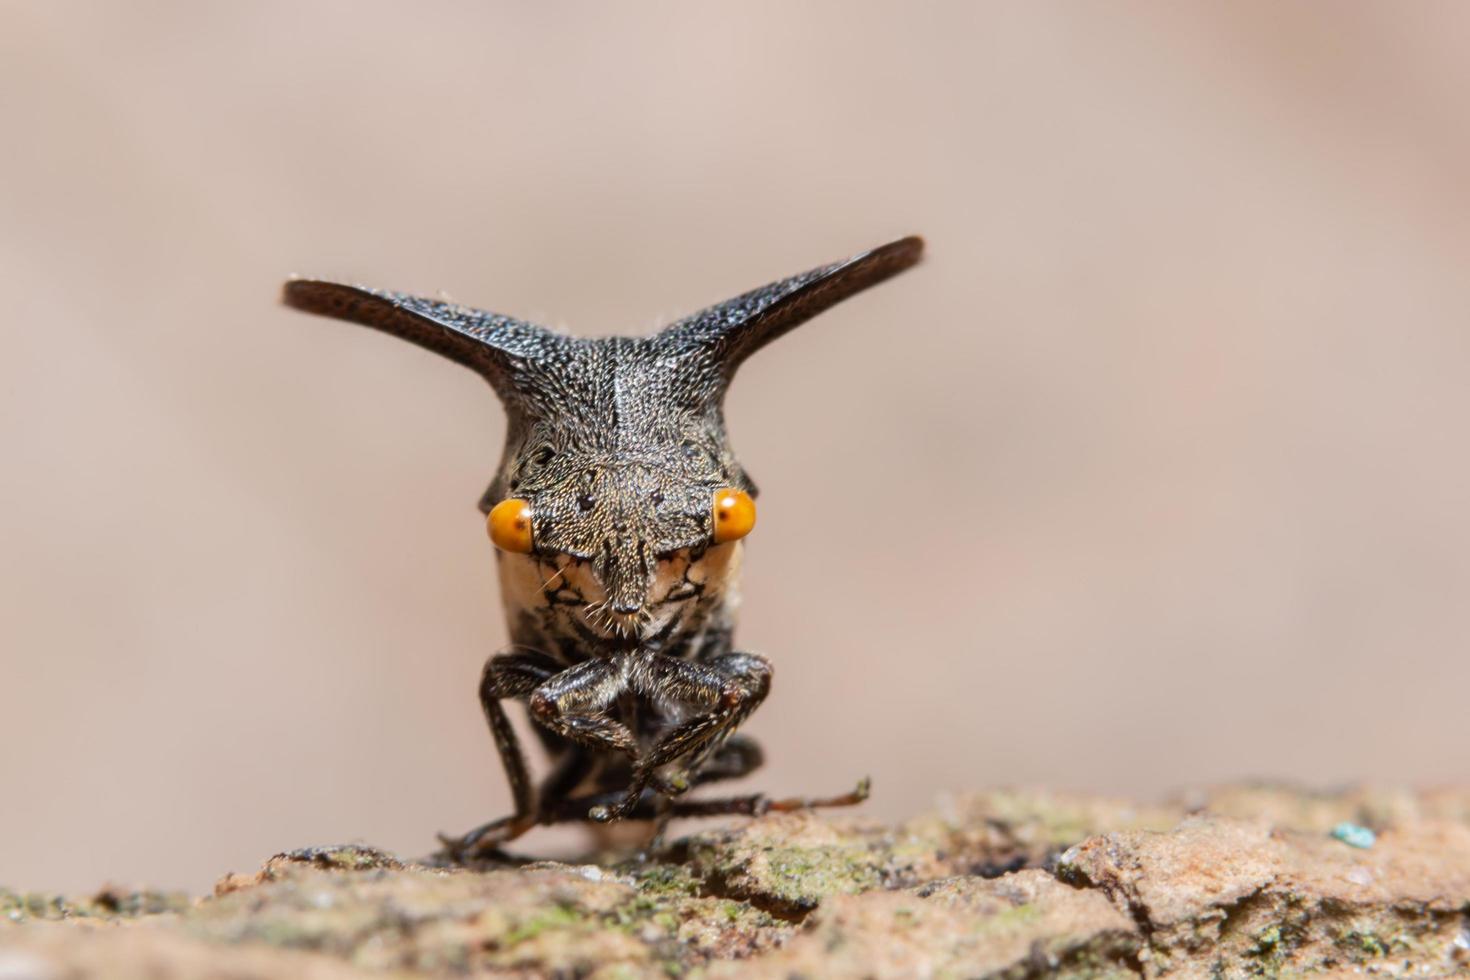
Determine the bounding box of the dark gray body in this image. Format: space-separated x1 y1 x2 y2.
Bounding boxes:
283 236 923 849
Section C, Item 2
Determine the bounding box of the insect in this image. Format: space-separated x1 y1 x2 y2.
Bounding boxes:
282 236 924 856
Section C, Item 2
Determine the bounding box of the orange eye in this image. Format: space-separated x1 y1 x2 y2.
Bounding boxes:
487 498 534 553
712 488 756 544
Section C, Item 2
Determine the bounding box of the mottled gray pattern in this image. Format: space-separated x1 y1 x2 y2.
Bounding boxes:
283 237 922 839
284 236 922 624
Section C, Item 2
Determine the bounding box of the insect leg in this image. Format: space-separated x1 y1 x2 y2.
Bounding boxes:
647 652 771 778
531 772 869 827
438 649 561 858
442 656 636 857
440 649 563 857
665 778 872 818
525 657 638 761
593 652 771 822
644 738 762 852
482 650 561 812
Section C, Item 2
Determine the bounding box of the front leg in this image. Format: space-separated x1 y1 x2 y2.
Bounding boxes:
526 657 638 759
592 652 771 822
438 649 561 858
442 653 633 858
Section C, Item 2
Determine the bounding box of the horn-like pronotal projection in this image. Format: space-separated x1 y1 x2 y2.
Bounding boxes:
282 236 924 855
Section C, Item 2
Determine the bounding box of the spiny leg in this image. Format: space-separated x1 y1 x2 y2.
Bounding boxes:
448 748 864 856
592 652 771 822
644 652 771 783
673 662 771 782
531 775 871 826
526 657 638 760
472 737 770 851
439 649 560 857
446 655 645 858
444 652 637 858
668 777 872 818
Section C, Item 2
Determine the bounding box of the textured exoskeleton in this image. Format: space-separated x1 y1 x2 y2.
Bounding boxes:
283 236 923 855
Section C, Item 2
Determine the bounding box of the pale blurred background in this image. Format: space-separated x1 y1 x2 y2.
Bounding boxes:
2 2 1468 894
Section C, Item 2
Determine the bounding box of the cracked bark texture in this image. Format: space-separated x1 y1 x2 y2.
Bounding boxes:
3 786 1469 979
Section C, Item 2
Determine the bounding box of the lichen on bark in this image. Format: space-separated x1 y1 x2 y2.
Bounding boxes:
3 786 1469 979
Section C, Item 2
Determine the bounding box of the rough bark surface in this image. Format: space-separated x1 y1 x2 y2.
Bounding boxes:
4 786 1469 978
